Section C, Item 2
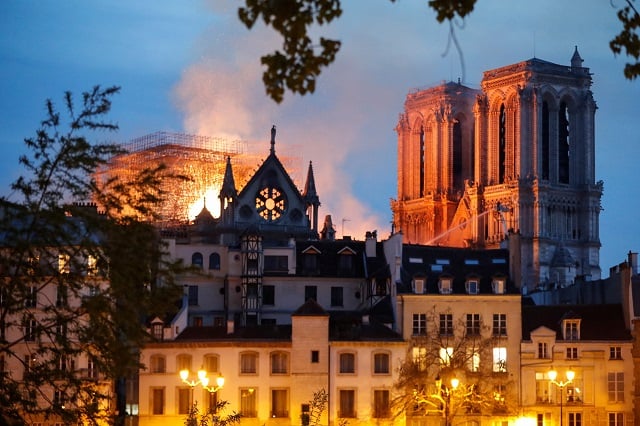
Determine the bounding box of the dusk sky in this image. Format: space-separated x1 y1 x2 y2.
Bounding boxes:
1 1 638 276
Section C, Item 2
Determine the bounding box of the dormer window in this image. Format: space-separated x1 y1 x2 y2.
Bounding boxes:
413 278 425 294
439 277 453 294
492 278 506 294
337 247 356 276
466 279 479 295
563 319 580 341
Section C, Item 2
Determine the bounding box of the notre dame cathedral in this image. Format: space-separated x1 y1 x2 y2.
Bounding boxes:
391 47 603 293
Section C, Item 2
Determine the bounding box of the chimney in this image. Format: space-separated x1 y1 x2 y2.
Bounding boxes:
629 251 639 275
365 230 377 258
227 320 235 335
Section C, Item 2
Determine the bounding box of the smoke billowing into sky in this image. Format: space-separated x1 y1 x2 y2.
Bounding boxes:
1 0 639 271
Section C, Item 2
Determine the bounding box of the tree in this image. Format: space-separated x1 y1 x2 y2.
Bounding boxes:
239 0 640 103
393 306 516 425
0 86 184 425
183 400 241 426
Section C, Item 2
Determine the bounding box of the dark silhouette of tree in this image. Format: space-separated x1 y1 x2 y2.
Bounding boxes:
238 0 640 103
0 86 184 425
184 400 241 426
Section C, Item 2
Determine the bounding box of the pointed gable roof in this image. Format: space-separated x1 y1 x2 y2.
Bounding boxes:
236 126 304 206
302 161 320 205
219 156 237 199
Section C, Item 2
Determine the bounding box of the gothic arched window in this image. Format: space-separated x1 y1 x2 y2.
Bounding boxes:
499 104 506 183
558 102 570 184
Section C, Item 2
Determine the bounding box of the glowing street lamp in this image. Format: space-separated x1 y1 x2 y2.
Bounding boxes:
179 368 225 403
547 368 574 426
434 375 460 426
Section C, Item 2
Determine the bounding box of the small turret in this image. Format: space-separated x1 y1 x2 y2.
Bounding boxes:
571 45 583 69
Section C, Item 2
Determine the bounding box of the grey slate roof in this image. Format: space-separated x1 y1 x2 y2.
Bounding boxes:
521 304 632 341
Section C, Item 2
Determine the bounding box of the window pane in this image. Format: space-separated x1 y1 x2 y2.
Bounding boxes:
240 388 257 417
241 353 257 374
373 390 390 418
339 390 356 418
271 389 288 417
374 353 389 374
152 388 164 415
340 353 355 373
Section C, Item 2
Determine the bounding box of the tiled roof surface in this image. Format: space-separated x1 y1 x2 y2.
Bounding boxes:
521 304 632 341
174 312 403 343
398 245 516 294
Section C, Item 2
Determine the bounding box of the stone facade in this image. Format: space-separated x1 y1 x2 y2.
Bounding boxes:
392 48 603 293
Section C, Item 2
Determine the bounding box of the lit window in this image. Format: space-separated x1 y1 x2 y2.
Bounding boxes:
412 346 427 371
492 278 506 294
240 388 257 417
467 348 480 372
439 347 453 366
58 254 70 274
493 347 507 372
87 254 98 276
439 277 452 294
413 313 427 336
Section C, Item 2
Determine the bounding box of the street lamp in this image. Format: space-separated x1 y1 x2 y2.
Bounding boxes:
180 368 225 392
434 375 459 426
547 368 574 426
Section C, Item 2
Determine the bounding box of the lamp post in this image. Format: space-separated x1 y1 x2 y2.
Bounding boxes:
179 368 225 405
547 368 574 426
434 375 459 426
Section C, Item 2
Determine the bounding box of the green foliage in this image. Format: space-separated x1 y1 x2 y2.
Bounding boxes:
239 0 639 103
610 0 640 80
184 400 242 426
238 0 342 103
0 86 183 425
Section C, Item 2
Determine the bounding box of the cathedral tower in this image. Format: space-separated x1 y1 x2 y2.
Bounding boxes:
392 48 602 292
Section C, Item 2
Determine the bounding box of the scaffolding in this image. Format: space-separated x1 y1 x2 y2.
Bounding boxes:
96 131 302 226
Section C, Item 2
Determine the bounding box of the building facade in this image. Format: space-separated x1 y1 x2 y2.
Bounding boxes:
392 48 603 293
520 304 634 425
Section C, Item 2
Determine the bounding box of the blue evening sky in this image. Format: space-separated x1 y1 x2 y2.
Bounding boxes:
1 0 638 275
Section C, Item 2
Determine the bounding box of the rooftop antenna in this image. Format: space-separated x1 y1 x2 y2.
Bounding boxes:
533 30 536 58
